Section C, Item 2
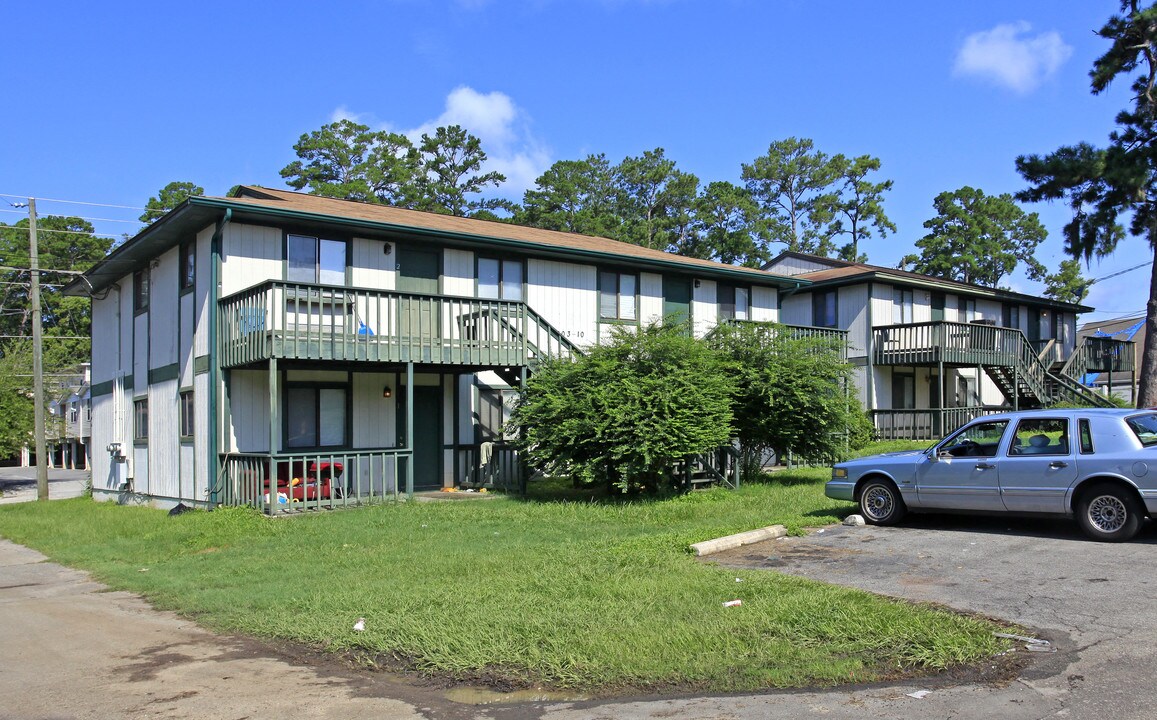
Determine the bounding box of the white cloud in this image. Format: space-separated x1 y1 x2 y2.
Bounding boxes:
953 22 1072 93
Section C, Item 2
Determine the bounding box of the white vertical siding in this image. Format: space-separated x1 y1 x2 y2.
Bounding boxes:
869 284 892 327
692 280 718 337
912 288 932 324
527 259 598 349
221 223 282 296
638 272 664 326
228 369 270 452
442 375 454 488
352 372 396 448
838 284 869 357
147 378 180 499
91 394 114 495
766 256 838 275
351 237 395 289
132 446 149 494
179 292 195 387
194 372 209 503
443 249 474 296
91 290 120 386
977 299 1001 323
193 226 213 357
751 286 778 323
780 292 810 326
150 249 179 368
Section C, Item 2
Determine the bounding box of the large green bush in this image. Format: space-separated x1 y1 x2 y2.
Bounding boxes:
511 323 735 493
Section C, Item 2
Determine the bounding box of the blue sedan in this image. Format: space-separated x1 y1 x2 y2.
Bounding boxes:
826 409 1157 542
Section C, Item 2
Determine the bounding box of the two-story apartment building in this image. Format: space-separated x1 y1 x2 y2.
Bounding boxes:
45 363 91 470
766 252 1123 439
67 187 810 511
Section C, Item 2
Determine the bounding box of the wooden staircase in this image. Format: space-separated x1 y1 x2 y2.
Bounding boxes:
983 333 1115 409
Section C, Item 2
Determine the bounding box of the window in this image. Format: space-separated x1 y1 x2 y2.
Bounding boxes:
69 402 78 423
287 234 346 285
940 420 1008 457
959 296 976 323
599 271 637 321
478 258 524 301
1002 304 1020 330
133 268 150 312
1126 413 1157 447
718 284 749 321
179 390 194 439
285 385 347 449
1009 418 1069 456
892 288 914 324
133 399 148 442
1078 418 1094 454
813 290 837 328
891 372 915 409
85 400 91 422
179 241 195 291
477 388 516 441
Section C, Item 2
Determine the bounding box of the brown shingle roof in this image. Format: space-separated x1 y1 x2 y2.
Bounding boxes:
226 186 801 285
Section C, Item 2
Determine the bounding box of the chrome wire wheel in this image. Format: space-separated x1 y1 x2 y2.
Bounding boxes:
1087 494 1128 534
859 481 905 525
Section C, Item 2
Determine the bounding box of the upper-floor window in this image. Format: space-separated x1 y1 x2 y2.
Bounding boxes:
718 284 749 321
478 258 523 301
69 403 78 423
892 288 914 324
287 234 346 285
813 290 837 328
133 268 150 312
179 240 195 291
599 271 637 321
1002 304 1020 330
959 296 977 323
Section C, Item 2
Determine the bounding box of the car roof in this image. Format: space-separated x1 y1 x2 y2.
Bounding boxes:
976 408 1148 421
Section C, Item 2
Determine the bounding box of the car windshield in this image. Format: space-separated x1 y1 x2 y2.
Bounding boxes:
1126 413 1157 447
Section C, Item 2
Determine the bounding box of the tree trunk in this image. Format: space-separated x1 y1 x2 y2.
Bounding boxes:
1138 249 1157 407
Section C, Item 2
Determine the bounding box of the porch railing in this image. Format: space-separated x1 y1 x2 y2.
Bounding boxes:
871 407 1001 441
1060 337 1136 380
218 448 411 513
873 321 1025 366
456 441 526 492
713 321 849 360
218 281 579 369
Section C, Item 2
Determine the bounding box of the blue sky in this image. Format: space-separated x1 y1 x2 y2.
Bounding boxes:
0 0 1149 323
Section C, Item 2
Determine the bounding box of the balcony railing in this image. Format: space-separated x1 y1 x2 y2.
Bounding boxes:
874 321 1028 366
1060 337 1136 380
218 281 579 369
716 320 849 360
871 407 1003 441
456 441 525 492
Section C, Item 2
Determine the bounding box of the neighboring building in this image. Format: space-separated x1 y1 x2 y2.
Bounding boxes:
1076 315 1143 403
765 252 1121 439
66 187 808 510
45 363 92 470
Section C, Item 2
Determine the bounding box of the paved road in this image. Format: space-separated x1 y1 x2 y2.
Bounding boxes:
0 467 88 504
2 514 1156 719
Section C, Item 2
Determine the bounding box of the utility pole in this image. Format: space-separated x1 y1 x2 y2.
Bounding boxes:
29 198 48 501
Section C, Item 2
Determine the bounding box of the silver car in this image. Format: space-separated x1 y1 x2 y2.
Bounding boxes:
826 409 1157 542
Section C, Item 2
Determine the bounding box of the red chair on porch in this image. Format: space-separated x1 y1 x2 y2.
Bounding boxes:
263 461 344 501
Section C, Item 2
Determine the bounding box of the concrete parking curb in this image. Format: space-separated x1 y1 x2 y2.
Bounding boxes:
690 524 787 556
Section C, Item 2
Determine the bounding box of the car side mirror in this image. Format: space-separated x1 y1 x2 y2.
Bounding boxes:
928 450 940 463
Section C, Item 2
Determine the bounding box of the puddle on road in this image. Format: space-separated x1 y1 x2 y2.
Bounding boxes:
443 686 589 705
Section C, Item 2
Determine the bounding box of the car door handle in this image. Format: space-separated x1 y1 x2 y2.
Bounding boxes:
1049 461 1069 469
975 462 996 470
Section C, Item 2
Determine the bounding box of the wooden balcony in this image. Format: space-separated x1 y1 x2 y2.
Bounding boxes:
874 321 1024 367
218 281 578 369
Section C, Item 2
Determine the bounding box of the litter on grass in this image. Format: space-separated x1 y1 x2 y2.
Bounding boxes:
722 600 743 607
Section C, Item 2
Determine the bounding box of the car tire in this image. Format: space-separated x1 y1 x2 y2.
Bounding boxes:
859 478 906 526
1076 483 1144 542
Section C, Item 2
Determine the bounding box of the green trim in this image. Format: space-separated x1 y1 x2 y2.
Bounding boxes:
194 355 210 375
190 197 806 290
148 363 180 385
92 375 133 397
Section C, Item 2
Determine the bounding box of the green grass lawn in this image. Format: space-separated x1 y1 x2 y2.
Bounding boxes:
0 443 1009 694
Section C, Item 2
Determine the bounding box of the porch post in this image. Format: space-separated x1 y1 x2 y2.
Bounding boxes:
937 358 944 438
405 361 414 497
267 358 279 515
1013 364 1019 412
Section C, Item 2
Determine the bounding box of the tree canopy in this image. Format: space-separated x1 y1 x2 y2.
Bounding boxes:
140 181 204 226
1016 0 1157 406
900 186 1047 287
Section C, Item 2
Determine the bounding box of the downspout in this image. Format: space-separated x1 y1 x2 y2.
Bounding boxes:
865 282 876 420
208 209 231 505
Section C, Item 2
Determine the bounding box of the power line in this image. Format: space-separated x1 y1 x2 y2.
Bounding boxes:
0 194 148 212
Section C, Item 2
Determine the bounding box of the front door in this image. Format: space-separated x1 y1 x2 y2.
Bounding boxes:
916 419 1009 510
396 247 441 357
398 384 443 491
663 276 692 329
